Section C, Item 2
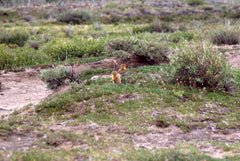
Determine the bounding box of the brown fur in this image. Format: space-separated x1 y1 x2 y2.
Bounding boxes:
111 71 121 84
118 64 126 73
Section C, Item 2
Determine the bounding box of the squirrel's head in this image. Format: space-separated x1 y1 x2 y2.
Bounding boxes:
111 71 117 75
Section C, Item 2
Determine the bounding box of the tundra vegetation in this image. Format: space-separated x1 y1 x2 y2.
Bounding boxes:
0 0 240 160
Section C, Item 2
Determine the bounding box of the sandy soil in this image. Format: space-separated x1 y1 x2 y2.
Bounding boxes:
226 52 240 69
215 44 240 69
0 68 52 116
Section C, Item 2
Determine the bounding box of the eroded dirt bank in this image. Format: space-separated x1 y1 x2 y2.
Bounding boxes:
0 56 150 116
0 69 52 116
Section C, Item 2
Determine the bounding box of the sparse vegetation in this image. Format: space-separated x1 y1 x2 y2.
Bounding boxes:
39 65 80 89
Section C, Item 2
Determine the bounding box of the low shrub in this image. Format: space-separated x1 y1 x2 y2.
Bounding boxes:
0 29 29 47
173 42 231 89
62 28 75 38
46 0 58 3
107 38 169 64
211 29 240 45
103 2 119 9
223 10 240 19
44 39 105 61
201 5 214 11
0 44 47 70
57 10 92 24
28 41 41 50
150 21 174 33
169 31 194 43
187 0 205 6
106 38 134 53
230 11 240 19
132 22 174 33
132 25 152 33
39 65 80 89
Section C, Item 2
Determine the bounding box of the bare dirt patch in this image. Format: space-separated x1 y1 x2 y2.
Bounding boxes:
0 68 52 116
47 123 240 159
116 94 143 103
133 125 240 158
214 45 240 69
0 130 38 152
73 57 119 73
226 52 240 69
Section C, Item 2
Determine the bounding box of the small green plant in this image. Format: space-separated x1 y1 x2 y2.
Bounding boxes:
172 89 185 97
211 29 240 45
57 10 92 24
39 65 80 89
187 0 205 6
0 29 29 47
173 42 231 89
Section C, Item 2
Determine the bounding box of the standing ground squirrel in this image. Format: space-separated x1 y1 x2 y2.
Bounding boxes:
111 71 121 84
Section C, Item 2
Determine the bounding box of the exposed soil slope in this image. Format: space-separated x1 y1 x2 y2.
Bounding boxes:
0 68 52 116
